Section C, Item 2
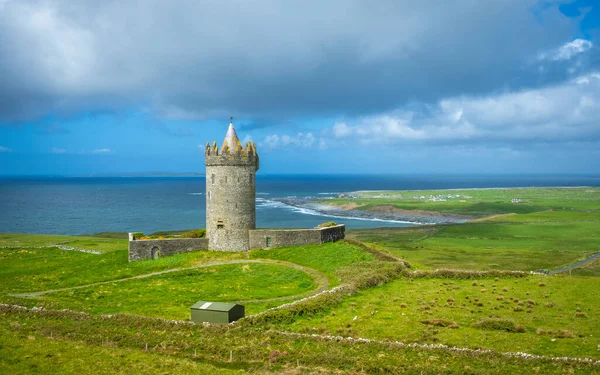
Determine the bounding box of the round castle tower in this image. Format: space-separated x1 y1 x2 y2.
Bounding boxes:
205 119 259 251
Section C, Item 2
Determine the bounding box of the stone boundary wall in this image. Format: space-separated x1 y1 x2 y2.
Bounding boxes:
319 224 345 244
128 236 208 262
249 224 345 250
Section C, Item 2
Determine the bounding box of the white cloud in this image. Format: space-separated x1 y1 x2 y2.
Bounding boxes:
92 148 111 154
553 39 593 61
328 72 600 146
539 39 593 61
51 147 66 154
261 132 318 149
332 122 351 138
263 134 280 149
0 145 11 152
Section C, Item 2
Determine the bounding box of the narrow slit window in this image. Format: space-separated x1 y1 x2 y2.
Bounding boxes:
217 220 224 229
265 236 271 248
211 174 215 184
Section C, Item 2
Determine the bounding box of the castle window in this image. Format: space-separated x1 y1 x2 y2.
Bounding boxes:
217 220 224 229
224 176 228 184
265 236 271 248
207 191 211 200
211 174 215 184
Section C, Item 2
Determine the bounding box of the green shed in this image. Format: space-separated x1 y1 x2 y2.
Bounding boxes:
190 301 245 324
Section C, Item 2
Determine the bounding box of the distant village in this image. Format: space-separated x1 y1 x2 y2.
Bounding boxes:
337 192 525 204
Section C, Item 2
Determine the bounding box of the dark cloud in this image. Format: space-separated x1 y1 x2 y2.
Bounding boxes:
0 0 595 123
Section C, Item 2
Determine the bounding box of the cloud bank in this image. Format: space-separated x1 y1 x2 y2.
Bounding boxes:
0 0 591 123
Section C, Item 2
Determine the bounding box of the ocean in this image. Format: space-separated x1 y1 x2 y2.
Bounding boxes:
1 174 599 235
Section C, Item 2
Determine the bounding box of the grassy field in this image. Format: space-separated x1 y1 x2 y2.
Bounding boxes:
348 209 600 271
1 187 600 373
0 242 244 293
21 263 317 318
250 241 375 285
2 306 599 374
283 274 600 359
325 187 600 216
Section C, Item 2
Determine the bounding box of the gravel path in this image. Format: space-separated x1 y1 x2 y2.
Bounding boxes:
548 252 600 275
8 259 329 304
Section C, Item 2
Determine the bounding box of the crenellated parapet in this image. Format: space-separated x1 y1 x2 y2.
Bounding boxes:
204 121 259 170
204 141 257 157
205 147 260 170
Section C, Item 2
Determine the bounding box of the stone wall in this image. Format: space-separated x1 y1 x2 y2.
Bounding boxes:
205 163 258 251
319 224 346 243
248 224 345 250
128 237 209 262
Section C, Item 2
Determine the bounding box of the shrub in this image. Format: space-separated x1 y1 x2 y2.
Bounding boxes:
180 229 206 238
421 318 457 328
408 269 526 279
316 221 337 228
537 329 574 338
131 232 144 240
472 318 523 333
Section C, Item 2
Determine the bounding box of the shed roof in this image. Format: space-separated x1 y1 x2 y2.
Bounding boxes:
191 301 239 312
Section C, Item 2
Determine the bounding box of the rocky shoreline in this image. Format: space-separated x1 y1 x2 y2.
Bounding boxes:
272 197 470 225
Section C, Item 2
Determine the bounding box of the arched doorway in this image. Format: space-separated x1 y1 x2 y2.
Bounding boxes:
151 246 160 260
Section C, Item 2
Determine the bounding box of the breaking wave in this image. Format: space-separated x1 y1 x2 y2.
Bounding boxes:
255 197 419 224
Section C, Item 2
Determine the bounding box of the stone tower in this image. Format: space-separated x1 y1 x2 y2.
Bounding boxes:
205 119 259 251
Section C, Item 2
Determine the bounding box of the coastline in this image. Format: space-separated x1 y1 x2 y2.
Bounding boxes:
271 197 470 225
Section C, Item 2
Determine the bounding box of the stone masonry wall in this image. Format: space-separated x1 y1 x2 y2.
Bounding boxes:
248 224 345 250
205 164 257 251
319 224 346 243
128 237 209 262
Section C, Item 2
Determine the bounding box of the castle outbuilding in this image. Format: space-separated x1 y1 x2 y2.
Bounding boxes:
205 119 259 251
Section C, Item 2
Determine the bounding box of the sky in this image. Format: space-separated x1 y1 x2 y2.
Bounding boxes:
0 0 599 176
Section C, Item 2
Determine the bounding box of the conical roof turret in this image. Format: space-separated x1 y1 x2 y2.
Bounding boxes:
221 118 241 153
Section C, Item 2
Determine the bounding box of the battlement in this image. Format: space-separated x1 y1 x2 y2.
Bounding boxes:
205 142 259 169
204 120 259 170
205 140 258 156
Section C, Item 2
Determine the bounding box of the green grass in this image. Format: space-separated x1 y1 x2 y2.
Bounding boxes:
325 187 600 216
348 210 600 271
15 263 316 319
3 186 600 373
0 329 243 375
2 306 598 374
250 241 375 285
0 233 128 251
0 244 243 294
282 274 600 359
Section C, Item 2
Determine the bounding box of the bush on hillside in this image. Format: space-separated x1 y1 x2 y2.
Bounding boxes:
180 229 206 238
472 318 524 333
316 221 337 228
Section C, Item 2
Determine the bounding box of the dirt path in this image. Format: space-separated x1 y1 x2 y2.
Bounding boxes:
8 259 329 304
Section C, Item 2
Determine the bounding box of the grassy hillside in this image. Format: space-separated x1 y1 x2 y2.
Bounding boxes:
2 187 600 373
348 209 600 271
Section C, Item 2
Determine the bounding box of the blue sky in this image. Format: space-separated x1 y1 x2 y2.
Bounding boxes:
0 0 599 175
